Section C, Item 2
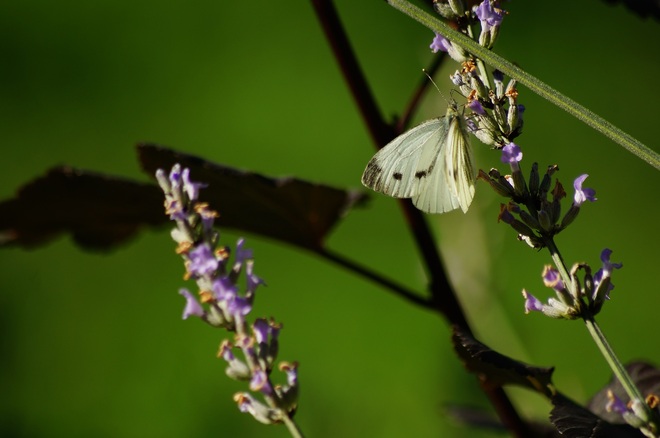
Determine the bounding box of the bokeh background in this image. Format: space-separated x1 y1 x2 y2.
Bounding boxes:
1 1 659 437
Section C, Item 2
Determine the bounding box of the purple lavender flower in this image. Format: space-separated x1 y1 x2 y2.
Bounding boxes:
573 174 597 206
234 393 279 424
250 368 273 395
468 100 486 115
598 248 623 276
197 204 217 232
542 266 565 292
253 318 280 345
181 168 207 201
253 318 270 345
234 238 253 266
213 276 238 301
593 248 622 298
606 390 629 415
522 290 543 313
179 288 205 319
474 0 504 31
281 362 298 387
158 163 298 428
165 199 187 221
187 243 219 277
430 33 451 53
218 340 235 362
501 143 522 171
227 295 253 317
246 260 265 294
169 165 182 189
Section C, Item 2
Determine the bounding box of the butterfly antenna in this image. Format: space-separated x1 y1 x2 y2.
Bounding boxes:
422 68 453 106
422 68 443 94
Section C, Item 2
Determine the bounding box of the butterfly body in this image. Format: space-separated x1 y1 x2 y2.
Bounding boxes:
361 104 476 214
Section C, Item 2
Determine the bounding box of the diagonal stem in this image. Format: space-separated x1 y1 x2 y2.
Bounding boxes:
387 0 660 170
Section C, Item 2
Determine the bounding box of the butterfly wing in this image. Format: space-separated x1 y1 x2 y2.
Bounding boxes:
361 105 476 215
361 118 447 199
443 112 476 213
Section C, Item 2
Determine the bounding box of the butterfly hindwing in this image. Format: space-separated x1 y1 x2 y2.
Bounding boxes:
444 112 476 213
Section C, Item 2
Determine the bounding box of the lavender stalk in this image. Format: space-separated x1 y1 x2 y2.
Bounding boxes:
155 164 304 438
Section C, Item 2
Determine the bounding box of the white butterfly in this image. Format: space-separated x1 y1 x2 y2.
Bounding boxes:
361 102 476 214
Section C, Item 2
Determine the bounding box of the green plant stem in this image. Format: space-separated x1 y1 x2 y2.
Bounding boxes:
583 318 645 404
281 415 306 438
584 318 659 437
386 0 660 170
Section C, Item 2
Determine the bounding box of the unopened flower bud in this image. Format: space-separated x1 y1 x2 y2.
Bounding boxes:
433 0 466 19
528 162 540 197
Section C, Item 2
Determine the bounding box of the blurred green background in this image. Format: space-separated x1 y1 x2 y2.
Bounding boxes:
1 1 659 437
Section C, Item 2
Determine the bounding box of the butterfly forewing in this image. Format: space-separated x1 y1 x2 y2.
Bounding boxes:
411 117 461 214
361 119 447 199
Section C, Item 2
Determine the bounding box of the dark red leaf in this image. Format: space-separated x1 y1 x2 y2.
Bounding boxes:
137 144 368 251
0 145 368 252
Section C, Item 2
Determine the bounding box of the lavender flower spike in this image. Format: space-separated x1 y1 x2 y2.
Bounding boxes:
157 164 301 433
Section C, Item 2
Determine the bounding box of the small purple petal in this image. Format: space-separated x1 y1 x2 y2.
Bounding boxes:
430 33 451 53
179 288 204 319
573 174 597 206
593 248 622 298
250 369 273 395
600 248 623 273
187 243 219 277
468 100 485 115
213 276 238 301
246 260 265 294
474 0 504 30
169 164 182 188
282 363 298 386
235 238 253 265
197 204 217 232
228 295 252 317
593 268 615 298
542 266 565 292
218 340 235 362
522 289 544 314
165 199 187 221
605 391 628 415
235 393 253 413
181 168 207 201
253 318 270 344
501 143 522 164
